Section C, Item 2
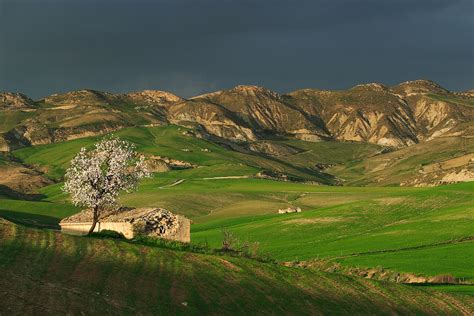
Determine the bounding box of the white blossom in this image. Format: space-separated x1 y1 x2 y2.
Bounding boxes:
63 136 151 211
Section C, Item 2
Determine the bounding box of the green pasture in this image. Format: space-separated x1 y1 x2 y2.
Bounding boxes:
1 220 472 314
1 125 473 297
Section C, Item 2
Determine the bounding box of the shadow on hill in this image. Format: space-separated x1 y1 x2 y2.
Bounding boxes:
0 209 60 229
0 185 47 201
204 134 338 184
0 222 472 314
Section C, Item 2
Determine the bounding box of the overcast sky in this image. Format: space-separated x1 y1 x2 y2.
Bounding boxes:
1 0 473 99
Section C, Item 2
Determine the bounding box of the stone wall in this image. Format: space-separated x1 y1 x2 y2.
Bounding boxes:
60 222 134 238
169 215 190 243
60 215 191 243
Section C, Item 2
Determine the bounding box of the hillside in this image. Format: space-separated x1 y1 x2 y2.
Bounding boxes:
329 133 474 186
1 151 473 296
1 219 472 314
1 80 472 191
0 123 472 204
1 80 473 152
0 81 472 312
287 80 473 147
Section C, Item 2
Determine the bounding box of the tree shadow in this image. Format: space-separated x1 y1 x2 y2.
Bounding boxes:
0 209 60 229
0 184 47 201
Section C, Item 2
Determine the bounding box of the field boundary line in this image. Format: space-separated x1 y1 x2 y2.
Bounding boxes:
331 236 474 259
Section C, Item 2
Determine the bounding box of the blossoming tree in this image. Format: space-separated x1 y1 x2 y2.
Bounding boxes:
63 136 150 234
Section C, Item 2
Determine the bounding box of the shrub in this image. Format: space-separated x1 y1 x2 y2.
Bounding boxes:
221 229 239 252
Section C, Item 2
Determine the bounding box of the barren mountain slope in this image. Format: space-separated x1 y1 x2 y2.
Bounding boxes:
188 85 330 141
0 89 184 151
1 80 472 153
0 92 36 110
288 84 419 147
288 80 474 147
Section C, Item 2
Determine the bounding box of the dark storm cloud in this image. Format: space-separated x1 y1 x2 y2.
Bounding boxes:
1 0 473 98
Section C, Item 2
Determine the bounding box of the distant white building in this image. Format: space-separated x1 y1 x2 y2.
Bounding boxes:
278 207 302 214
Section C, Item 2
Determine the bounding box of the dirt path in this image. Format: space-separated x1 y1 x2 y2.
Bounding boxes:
202 176 250 180
159 179 185 188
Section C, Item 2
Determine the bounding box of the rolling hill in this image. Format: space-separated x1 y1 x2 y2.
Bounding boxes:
0 128 472 295
0 79 473 195
1 219 473 314
0 80 473 313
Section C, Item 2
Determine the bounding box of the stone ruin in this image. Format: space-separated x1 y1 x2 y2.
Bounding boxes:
60 207 190 243
131 209 180 238
278 207 302 214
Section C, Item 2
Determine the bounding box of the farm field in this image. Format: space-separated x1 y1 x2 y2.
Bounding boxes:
0 125 473 299
1 219 473 314
1 176 473 295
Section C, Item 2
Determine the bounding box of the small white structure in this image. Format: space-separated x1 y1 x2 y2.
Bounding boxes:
60 207 190 243
278 207 302 214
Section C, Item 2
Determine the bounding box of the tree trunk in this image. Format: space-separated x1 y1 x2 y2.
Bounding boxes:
88 206 99 235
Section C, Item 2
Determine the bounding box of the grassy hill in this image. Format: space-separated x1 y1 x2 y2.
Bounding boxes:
0 120 473 311
1 126 472 291
1 219 473 314
329 134 474 186
1 174 473 294
11 125 380 183
188 182 474 286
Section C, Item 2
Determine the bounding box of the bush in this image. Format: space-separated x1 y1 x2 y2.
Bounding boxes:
220 229 275 263
90 228 275 264
221 229 239 251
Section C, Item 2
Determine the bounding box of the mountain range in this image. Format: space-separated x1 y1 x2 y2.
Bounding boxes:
1 79 473 152
0 79 473 195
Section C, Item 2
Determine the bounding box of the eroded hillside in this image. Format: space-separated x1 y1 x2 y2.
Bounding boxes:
0 80 472 189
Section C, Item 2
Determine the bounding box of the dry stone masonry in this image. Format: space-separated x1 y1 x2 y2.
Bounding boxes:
60 207 190 242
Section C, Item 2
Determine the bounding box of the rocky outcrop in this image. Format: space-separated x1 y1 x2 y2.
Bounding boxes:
400 152 474 187
147 155 196 170
3 121 124 150
391 79 450 96
248 141 301 156
0 92 35 109
287 81 473 148
130 208 180 238
441 168 474 183
192 85 330 141
168 100 258 142
125 90 183 106
42 89 116 107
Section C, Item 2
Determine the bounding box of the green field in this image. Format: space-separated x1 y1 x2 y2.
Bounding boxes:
0 199 78 228
1 219 472 314
2 177 472 292
12 125 380 182
1 124 473 301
